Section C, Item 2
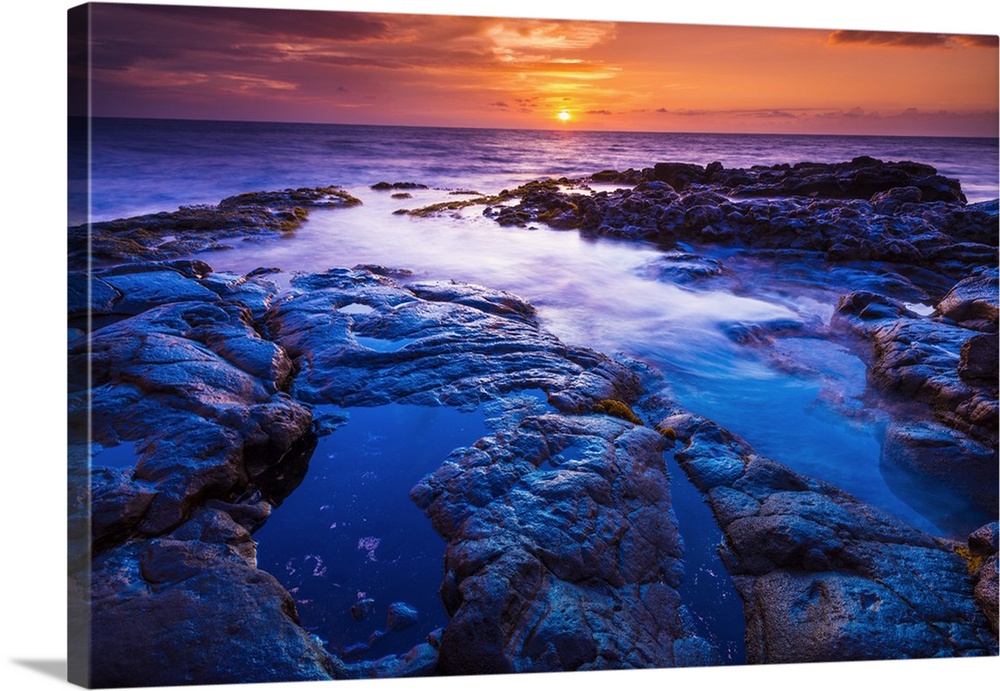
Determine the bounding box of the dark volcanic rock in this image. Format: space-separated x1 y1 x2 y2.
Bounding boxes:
68 263 312 539
666 411 997 662
641 251 727 285
835 290 915 322
960 333 1000 383
869 317 998 445
970 522 1000 555
833 277 998 530
372 181 429 190
936 268 999 329
481 159 995 278
968 522 999 633
975 555 999 633
413 408 702 673
720 157 966 203
266 268 639 412
881 420 998 517
89 507 340 687
386 602 420 632
651 162 708 190
68 185 360 268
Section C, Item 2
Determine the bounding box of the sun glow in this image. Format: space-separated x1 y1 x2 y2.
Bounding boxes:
557 110 571 121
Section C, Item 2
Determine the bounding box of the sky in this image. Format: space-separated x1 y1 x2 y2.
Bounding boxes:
70 1 999 136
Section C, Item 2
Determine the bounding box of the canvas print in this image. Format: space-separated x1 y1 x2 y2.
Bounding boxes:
67 2 999 687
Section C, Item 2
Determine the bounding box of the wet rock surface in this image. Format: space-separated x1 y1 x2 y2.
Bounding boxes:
68 185 361 269
453 158 995 280
70 254 699 683
659 408 997 662
413 402 702 673
70 161 998 684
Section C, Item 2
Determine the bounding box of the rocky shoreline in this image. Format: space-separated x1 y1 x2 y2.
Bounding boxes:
69 157 998 686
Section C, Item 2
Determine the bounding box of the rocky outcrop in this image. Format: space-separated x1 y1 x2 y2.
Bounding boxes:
663 409 997 662
968 522 999 633
70 167 998 685
264 268 639 413
937 268 999 330
88 506 341 687
444 158 996 279
67 260 334 686
412 403 707 673
68 185 360 269
833 266 998 521
71 251 705 683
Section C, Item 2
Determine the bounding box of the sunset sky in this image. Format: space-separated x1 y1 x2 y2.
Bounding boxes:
71 2 999 137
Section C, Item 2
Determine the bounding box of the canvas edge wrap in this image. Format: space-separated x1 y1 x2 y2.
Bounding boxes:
68 3 93 688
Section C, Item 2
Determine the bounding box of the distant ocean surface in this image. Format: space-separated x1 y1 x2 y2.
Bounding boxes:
69 117 999 225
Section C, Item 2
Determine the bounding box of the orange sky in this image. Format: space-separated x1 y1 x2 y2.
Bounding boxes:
74 2 999 136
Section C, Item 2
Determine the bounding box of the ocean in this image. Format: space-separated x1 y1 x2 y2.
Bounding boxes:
70 117 999 225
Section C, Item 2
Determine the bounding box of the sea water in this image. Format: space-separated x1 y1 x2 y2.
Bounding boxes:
71 117 999 225
78 117 999 664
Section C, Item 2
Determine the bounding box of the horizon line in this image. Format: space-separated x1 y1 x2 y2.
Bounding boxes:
69 113 1000 142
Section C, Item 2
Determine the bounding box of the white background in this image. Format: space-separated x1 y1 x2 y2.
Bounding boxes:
1 1 997 690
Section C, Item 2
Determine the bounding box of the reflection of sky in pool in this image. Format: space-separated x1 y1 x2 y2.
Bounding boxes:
253 404 487 659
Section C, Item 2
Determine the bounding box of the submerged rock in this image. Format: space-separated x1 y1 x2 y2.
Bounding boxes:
386 602 420 631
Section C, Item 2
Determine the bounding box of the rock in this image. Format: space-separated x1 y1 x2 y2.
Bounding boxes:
69 185 359 268
881 420 998 517
641 252 726 285
974 555 999 633
836 290 914 322
88 508 342 687
651 162 707 190
68 270 313 538
668 412 997 662
371 181 428 190
386 602 419 631
723 157 965 202
68 272 121 323
970 522 1000 555
416 412 701 673
960 333 999 382
937 269 999 328
266 268 639 413
870 186 923 214
869 317 997 445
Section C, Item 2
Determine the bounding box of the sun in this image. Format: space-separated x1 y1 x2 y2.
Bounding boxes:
557 110 571 122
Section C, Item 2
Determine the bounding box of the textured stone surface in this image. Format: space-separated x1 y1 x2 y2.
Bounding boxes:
71 170 999 684
664 410 997 663
413 406 699 673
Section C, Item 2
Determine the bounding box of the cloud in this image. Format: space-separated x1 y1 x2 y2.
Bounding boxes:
586 109 613 115
488 101 510 109
956 35 1000 48
118 4 392 43
828 30 998 49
